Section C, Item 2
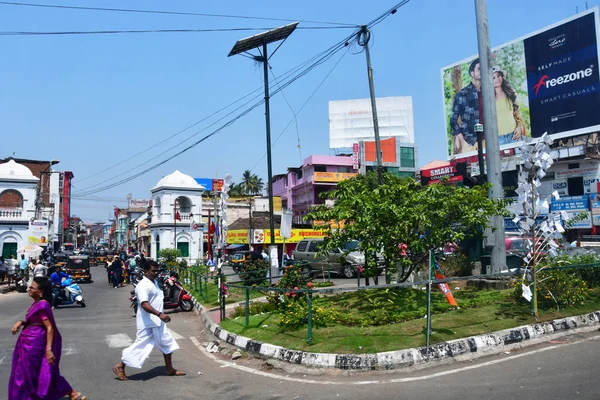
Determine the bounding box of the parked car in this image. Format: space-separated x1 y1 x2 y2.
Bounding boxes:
292 239 366 278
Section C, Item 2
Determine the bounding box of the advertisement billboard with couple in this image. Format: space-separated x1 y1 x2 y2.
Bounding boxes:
442 9 600 159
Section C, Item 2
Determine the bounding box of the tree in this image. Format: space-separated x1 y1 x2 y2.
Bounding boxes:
228 182 244 197
250 175 264 195
241 170 253 195
305 172 509 285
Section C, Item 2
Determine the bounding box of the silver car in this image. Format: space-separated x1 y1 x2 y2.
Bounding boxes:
292 239 364 278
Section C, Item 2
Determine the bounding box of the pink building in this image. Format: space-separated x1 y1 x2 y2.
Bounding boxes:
272 155 357 224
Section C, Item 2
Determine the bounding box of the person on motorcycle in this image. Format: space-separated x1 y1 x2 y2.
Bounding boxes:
165 272 179 302
50 267 71 307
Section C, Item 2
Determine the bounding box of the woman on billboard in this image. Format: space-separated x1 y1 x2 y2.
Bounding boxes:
493 65 527 145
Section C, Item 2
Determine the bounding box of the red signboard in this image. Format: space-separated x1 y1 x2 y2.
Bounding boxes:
212 179 224 192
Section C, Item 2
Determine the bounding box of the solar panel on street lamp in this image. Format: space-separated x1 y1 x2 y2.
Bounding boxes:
228 23 298 278
228 22 298 57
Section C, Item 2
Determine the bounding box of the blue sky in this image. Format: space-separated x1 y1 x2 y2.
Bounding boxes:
0 0 593 222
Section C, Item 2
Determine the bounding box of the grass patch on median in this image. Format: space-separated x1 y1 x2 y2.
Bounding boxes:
219 287 600 354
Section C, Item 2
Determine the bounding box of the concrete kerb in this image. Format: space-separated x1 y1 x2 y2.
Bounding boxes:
188 292 600 371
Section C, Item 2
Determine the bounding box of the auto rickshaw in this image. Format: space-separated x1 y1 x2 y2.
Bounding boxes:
95 250 108 266
66 255 92 283
230 250 262 273
53 252 69 270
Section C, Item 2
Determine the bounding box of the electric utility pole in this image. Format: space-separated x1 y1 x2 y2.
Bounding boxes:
358 25 384 184
474 0 507 270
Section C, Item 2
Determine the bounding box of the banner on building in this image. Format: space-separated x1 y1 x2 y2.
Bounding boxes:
28 219 49 246
442 9 600 160
352 143 359 170
129 199 150 208
230 228 327 244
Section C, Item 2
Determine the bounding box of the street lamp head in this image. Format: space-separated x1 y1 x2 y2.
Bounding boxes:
50 160 59 165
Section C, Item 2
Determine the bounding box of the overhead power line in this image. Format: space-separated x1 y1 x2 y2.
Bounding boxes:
0 26 355 36
74 32 358 192
0 1 359 27
69 1 409 197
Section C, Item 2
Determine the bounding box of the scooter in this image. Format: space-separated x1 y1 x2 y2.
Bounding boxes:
54 277 86 308
130 275 193 314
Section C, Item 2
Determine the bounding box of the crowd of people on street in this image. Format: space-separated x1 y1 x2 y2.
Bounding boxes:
7 251 185 399
105 253 142 288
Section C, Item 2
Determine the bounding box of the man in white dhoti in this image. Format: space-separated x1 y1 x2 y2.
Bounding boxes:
112 259 185 380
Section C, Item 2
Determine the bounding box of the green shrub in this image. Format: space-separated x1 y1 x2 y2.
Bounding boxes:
230 301 276 318
438 253 472 277
238 259 269 286
512 268 589 308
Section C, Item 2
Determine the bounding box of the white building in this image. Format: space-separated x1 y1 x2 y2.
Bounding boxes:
149 170 204 263
0 160 39 258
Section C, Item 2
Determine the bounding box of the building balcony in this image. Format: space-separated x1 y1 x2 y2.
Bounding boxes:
0 208 29 221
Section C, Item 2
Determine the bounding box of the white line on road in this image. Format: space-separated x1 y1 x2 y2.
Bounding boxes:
168 328 184 340
105 333 133 348
189 334 600 386
0 356 5 365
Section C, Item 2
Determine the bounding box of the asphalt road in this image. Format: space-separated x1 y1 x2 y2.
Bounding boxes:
0 264 599 399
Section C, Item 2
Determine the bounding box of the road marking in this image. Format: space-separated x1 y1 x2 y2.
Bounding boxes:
63 343 78 356
168 328 184 340
105 333 133 348
189 334 600 385
0 356 5 365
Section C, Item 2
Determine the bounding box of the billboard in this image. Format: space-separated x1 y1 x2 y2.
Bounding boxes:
442 9 600 159
329 97 414 149
29 219 49 246
129 199 150 208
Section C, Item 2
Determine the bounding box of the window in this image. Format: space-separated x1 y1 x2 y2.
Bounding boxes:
308 241 319 253
295 170 303 180
155 234 160 256
338 166 351 173
400 147 415 168
0 189 23 208
568 163 580 170
314 165 327 173
177 242 189 257
296 241 307 252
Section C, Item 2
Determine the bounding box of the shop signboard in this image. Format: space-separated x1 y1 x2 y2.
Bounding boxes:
228 228 328 244
550 195 589 212
442 9 600 160
313 172 358 183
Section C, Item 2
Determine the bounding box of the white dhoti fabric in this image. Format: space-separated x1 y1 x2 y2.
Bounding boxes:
121 324 180 369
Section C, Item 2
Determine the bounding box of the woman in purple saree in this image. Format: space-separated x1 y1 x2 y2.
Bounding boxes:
9 276 86 400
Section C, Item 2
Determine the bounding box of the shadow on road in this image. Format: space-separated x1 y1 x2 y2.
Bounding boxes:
126 366 167 381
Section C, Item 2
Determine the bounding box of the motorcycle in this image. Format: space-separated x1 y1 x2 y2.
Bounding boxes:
130 273 193 314
53 277 86 308
10 270 28 293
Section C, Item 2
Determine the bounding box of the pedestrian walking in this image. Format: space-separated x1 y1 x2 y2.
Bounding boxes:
112 259 185 381
19 254 28 280
0 256 7 283
110 256 123 288
7 255 17 285
9 276 86 400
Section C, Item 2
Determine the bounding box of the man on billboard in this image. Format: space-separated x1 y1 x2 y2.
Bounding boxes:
450 59 481 154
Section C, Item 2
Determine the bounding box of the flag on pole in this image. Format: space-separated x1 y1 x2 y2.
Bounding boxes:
190 218 199 230
431 255 458 307
175 211 181 221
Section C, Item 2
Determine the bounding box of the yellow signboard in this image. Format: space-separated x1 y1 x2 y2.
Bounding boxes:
313 172 357 183
226 228 327 244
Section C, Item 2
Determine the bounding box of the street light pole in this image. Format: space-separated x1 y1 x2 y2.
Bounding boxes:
358 25 384 184
474 0 506 270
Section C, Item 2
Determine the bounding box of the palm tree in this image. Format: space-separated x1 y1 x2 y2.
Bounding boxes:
241 170 253 195
251 175 264 195
228 182 244 197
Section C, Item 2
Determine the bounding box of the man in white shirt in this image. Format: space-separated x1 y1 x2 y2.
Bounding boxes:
112 259 185 380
